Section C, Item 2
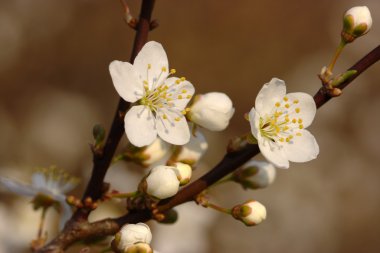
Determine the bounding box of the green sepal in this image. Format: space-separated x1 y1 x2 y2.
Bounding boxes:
331 70 357 87
353 23 368 37
93 124 106 146
343 14 354 32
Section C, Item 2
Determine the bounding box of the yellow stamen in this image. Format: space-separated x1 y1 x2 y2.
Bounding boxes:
170 69 176 74
283 96 288 102
295 108 300 113
275 102 281 107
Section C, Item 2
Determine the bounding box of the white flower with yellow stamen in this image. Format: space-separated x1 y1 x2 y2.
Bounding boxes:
0 167 79 228
109 41 195 147
248 78 319 169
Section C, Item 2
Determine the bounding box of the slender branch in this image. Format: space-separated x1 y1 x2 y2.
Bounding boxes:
80 0 155 213
36 0 155 252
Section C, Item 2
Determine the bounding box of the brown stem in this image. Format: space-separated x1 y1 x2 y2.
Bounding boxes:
36 0 155 252
80 0 155 215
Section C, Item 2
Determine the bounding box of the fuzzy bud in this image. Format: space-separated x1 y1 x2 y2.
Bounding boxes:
342 6 372 43
232 200 266 226
237 160 276 189
188 92 235 131
111 223 152 253
146 166 180 199
171 162 192 186
173 130 208 166
139 138 171 166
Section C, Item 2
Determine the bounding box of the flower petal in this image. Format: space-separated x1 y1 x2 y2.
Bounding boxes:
165 77 195 110
133 41 169 89
285 92 316 128
255 78 286 116
156 109 190 145
0 177 38 197
283 129 319 163
124 105 157 147
55 195 73 229
109 60 143 103
31 172 47 189
248 107 260 139
257 135 289 169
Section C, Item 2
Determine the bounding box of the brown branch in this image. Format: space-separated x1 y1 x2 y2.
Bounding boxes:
36 0 156 252
80 0 155 213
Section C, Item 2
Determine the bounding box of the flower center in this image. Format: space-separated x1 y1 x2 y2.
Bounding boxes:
259 96 304 145
139 64 192 122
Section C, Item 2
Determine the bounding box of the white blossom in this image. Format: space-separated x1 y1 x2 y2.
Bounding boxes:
146 165 180 199
189 92 234 131
0 167 79 228
109 41 195 147
249 78 319 169
232 200 266 226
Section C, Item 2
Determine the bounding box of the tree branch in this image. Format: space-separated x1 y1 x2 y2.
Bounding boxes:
36 0 155 252
79 0 156 215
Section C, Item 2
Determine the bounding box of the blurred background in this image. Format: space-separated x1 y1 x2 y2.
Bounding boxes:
0 0 379 252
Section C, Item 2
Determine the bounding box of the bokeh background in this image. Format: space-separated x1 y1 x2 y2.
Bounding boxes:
0 0 379 253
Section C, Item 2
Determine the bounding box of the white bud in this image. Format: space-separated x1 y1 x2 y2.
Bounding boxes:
232 200 266 226
174 130 208 166
141 138 171 166
189 92 235 131
242 160 276 188
171 162 192 186
112 223 152 252
146 166 180 199
342 6 372 42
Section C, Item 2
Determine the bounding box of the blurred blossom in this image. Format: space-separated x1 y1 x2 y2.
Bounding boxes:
234 159 276 189
173 129 208 166
0 167 79 228
249 78 319 169
109 41 195 147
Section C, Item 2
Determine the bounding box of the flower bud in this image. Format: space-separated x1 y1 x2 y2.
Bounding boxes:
173 130 208 166
188 92 235 131
139 138 171 166
342 6 372 43
237 160 276 189
146 166 180 199
171 162 192 186
125 242 153 253
111 223 152 253
232 200 266 226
